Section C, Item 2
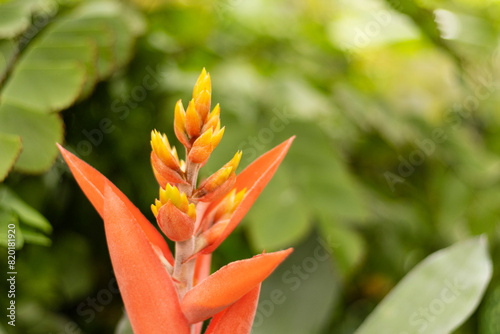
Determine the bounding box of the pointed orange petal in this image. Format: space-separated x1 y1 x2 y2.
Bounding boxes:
185 99 202 138
205 284 261 334
201 137 294 254
181 248 292 323
195 89 211 121
103 184 190 334
57 144 174 265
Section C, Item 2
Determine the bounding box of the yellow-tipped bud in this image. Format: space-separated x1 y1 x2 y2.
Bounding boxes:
152 184 196 221
151 130 180 171
193 150 242 202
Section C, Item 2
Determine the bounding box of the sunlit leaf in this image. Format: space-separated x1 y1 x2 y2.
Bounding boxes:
355 237 492 334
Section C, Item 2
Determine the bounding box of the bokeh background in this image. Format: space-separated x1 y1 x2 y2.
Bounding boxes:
1 0 500 333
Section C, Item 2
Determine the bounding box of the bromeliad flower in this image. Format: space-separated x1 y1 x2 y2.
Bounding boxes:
58 68 294 334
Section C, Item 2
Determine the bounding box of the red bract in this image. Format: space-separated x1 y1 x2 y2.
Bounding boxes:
58 69 294 333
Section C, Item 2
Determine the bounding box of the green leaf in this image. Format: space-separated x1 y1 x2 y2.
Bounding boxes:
0 103 63 173
46 17 116 78
251 234 339 334
22 39 99 99
18 228 52 246
0 208 24 249
0 1 32 39
0 131 21 181
318 217 366 279
479 285 500 334
246 166 311 251
287 122 368 222
0 39 17 79
74 1 145 67
355 237 492 334
0 185 52 233
1 61 87 112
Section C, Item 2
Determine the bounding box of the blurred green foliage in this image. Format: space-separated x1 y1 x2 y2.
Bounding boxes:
1 0 500 333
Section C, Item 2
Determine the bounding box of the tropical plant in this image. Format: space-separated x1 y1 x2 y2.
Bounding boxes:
58 69 294 333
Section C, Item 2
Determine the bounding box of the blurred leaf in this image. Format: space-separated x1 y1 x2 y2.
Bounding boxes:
246 166 311 251
318 217 366 279
16 302 85 334
355 237 492 334
479 285 500 334
0 0 143 178
287 122 368 223
251 233 339 334
0 208 24 249
0 39 17 79
0 103 63 173
0 185 52 233
21 228 51 246
0 0 36 39
0 131 21 181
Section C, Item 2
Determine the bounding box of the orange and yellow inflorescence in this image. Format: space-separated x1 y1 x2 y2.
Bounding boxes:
150 68 243 245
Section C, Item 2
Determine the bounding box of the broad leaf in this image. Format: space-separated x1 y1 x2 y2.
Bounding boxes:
355 237 492 334
318 217 366 279
0 103 63 173
1 61 87 112
0 132 21 181
0 0 36 39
